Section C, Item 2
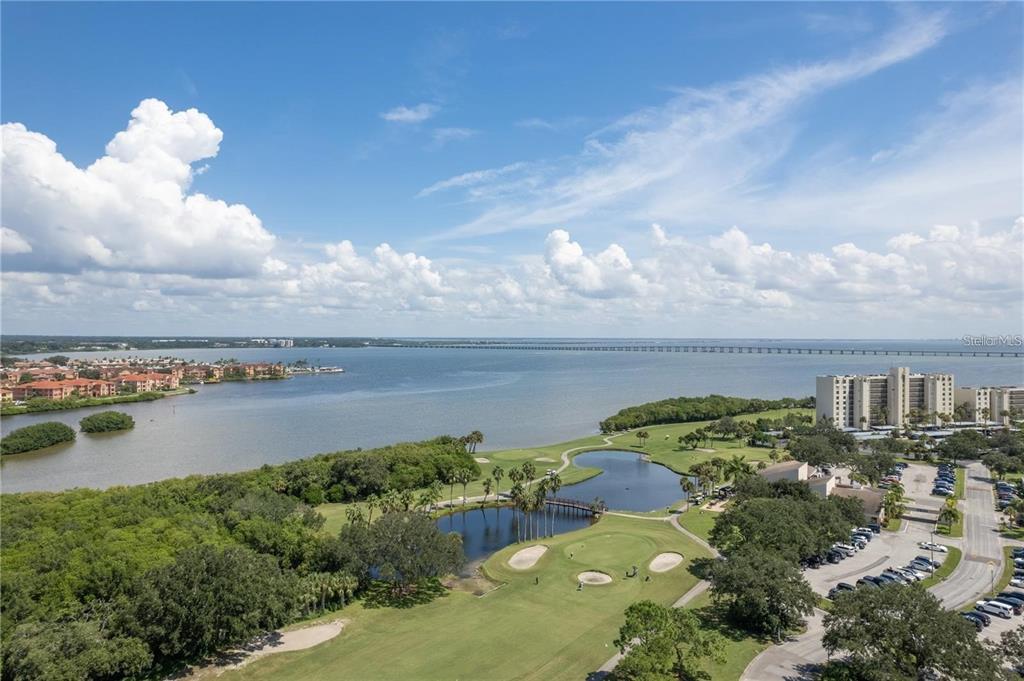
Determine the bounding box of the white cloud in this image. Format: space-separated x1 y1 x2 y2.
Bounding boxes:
1 227 32 254
544 229 649 298
1 99 275 278
380 103 439 123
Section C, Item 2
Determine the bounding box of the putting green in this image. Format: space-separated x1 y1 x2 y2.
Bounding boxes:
223 515 709 681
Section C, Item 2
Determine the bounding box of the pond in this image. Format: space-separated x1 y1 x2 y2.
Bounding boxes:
437 506 594 564
567 449 692 512
437 449 694 565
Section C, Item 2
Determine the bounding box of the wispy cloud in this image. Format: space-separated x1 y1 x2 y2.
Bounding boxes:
515 116 586 132
380 103 439 123
417 162 527 198
430 126 478 147
430 11 959 241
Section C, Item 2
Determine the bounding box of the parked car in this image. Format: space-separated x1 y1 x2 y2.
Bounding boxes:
968 609 992 626
867 522 881 533
932 488 953 497
915 556 941 568
828 583 856 599
903 566 929 580
961 612 984 632
892 567 922 582
991 597 1024 616
856 577 880 589
976 601 1014 619
918 541 948 552
881 570 913 585
910 560 936 573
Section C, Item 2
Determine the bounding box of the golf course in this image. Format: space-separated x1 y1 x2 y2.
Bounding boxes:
223 408 807 681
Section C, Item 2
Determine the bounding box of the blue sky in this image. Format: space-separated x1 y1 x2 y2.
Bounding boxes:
2 2 1022 337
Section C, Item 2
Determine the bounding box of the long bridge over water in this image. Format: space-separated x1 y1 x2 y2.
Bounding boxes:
417 342 1023 358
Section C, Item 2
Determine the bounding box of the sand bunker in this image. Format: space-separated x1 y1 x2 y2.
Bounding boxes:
534 457 555 462
183 620 346 678
649 552 684 573
509 545 548 569
474 457 490 463
578 571 613 585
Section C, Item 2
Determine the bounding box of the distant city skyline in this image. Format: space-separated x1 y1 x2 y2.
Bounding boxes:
2 2 1021 337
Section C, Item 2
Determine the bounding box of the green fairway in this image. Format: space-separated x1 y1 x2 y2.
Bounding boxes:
225 514 711 681
316 407 811 530
676 506 719 541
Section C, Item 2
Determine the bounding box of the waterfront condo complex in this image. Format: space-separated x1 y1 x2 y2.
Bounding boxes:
816 366 1024 429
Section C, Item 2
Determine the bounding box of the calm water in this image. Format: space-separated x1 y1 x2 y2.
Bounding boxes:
437 506 594 564
569 450 690 512
2 341 1021 493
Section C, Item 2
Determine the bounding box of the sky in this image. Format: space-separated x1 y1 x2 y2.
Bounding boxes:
1 2 1022 338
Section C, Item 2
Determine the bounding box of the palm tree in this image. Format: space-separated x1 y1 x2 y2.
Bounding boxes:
457 468 472 506
680 477 697 511
492 465 505 501
709 457 727 494
548 472 562 536
522 462 536 489
937 503 960 531
446 470 457 508
509 481 525 542
482 478 492 504
399 489 415 511
533 481 548 539
725 454 753 482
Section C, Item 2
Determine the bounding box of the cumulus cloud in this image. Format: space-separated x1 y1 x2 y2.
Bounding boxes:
544 229 649 298
1 227 32 254
380 103 439 123
1 99 275 278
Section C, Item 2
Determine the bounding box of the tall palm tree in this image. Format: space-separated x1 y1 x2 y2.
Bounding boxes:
548 472 562 536
522 462 536 490
509 481 525 542
482 478 492 504
457 468 472 506
680 478 697 511
492 465 505 501
447 470 457 508
533 480 548 539
399 489 415 511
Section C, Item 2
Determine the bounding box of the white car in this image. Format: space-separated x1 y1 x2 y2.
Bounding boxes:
977 600 1014 619
904 567 929 580
918 542 948 553
1011 578 1024 589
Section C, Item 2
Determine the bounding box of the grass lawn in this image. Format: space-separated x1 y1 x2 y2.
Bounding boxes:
226 514 711 681
316 408 811 532
884 516 904 532
920 546 961 588
683 591 771 681
990 546 1017 597
676 506 718 542
955 468 966 500
935 512 964 538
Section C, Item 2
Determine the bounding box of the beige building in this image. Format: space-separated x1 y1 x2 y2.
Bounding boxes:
816 367 955 430
956 385 1024 424
757 461 809 483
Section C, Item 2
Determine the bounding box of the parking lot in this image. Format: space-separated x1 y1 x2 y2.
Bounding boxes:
804 463 960 596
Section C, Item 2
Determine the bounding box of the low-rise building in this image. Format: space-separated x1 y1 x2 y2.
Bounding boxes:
831 486 886 525
756 460 809 483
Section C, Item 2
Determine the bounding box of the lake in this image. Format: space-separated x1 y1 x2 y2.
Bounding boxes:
2 341 1020 492
568 450 691 512
436 506 594 564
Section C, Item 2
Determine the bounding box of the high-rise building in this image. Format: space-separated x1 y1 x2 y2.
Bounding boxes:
816 367 955 430
955 385 1024 424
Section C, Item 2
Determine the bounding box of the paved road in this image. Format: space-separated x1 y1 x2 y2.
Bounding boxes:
741 462 1002 681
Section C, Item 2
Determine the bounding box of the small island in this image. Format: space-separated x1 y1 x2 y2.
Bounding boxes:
1 421 76 455
79 411 135 433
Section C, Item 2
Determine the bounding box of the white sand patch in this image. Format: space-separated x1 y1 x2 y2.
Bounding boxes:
696 448 716 453
578 571 613 585
183 620 346 678
649 552 684 573
509 545 548 569
474 457 490 463
534 457 555 462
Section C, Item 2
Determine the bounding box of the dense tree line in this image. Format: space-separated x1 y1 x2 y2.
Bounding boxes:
703 468 862 639
0 435 476 680
599 394 813 432
79 410 135 433
0 421 76 455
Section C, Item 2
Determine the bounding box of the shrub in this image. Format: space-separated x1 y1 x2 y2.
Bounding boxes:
79 410 135 433
1 422 76 455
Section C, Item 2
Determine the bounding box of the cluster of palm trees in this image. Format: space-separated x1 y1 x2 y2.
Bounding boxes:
460 430 484 453
635 430 650 448
298 571 358 616
682 454 756 508
497 462 565 543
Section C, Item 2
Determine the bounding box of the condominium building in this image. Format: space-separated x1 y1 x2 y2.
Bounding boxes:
955 385 1024 423
816 367 955 430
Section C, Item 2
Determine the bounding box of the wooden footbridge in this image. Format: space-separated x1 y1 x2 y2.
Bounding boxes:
415 342 1022 358
544 497 605 516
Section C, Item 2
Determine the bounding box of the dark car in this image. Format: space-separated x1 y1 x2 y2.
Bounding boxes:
856 577 880 589
867 522 881 533
828 583 856 599
992 598 1024 615
961 613 984 632
826 551 841 564
968 609 992 626
998 591 1024 606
